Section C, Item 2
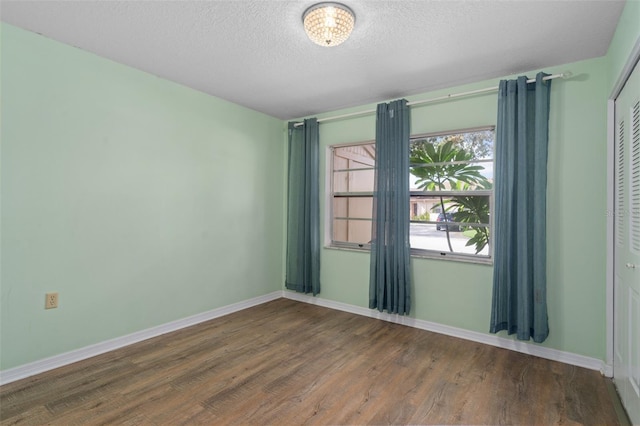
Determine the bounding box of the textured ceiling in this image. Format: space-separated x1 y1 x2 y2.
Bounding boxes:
0 0 626 119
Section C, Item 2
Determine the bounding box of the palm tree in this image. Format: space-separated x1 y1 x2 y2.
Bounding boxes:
410 139 489 252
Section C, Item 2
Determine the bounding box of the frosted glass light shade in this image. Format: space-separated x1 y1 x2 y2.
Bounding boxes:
303 3 355 47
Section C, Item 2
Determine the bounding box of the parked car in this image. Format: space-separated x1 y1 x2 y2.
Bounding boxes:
436 212 460 232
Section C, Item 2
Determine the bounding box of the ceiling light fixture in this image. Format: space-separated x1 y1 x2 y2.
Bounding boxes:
303 2 355 47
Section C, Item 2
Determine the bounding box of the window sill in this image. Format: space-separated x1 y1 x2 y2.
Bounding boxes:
323 245 371 255
324 244 493 266
410 249 493 265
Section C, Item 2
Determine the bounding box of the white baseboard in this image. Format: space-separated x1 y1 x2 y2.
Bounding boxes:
0 291 283 386
283 291 612 376
2 289 611 386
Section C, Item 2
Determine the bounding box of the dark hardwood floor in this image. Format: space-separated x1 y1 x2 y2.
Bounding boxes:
0 298 626 425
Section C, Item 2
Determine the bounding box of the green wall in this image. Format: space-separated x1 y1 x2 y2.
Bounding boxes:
311 56 610 360
0 24 285 370
606 0 640 93
2 1 638 372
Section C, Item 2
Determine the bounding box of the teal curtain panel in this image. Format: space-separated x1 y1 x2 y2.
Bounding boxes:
369 99 411 315
285 119 321 296
490 72 551 343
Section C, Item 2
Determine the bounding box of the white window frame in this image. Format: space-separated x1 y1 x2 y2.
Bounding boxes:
327 126 495 265
327 140 375 251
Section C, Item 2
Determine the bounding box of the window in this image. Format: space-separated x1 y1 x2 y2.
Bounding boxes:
331 143 376 247
329 127 494 263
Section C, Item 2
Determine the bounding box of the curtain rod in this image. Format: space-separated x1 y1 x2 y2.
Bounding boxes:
293 72 572 128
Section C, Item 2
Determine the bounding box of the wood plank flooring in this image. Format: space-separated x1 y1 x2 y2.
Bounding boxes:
0 298 626 425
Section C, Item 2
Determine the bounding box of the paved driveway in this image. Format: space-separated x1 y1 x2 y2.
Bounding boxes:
410 223 488 255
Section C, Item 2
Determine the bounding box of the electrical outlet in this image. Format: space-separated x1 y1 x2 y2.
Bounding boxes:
45 292 58 309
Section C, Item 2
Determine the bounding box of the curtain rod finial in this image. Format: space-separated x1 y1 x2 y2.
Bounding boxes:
561 71 573 79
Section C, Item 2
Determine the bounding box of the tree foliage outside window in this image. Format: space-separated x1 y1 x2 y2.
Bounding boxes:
409 129 493 257
446 181 491 253
410 130 494 159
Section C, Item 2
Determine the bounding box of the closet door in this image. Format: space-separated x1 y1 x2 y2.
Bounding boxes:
614 58 640 425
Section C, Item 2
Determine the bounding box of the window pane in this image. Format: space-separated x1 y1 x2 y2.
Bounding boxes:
411 129 494 161
333 144 376 170
333 197 373 245
333 169 375 193
333 197 373 220
409 129 494 193
333 219 372 245
410 194 490 224
410 223 490 256
410 196 453 220
410 161 493 191
410 194 490 256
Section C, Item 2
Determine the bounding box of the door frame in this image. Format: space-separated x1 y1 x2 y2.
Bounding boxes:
606 36 640 378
